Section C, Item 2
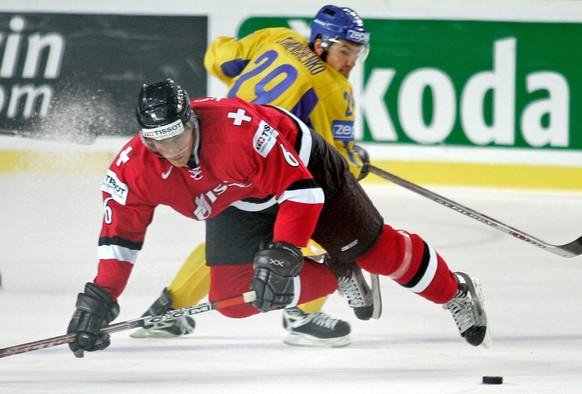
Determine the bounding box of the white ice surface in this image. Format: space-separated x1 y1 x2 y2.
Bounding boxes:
2 173 582 393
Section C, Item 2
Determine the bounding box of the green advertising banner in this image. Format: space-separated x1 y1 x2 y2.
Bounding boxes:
238 18 582 152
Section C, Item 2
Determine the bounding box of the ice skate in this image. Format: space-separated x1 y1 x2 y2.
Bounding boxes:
130 316 196 338
444 272 490 347
282 307 351 348
336 263 382 320
130 288 196 338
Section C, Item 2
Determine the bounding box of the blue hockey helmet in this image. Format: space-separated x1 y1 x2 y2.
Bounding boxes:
310 5 370 47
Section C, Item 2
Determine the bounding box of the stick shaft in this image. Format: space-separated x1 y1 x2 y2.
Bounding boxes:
369 165 582 258
0 291 256 359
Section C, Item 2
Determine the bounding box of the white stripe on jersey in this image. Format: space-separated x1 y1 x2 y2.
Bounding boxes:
408 244 438 293
230 196 277 211
275 107 313 167
98 244 139 264
278 188 325 205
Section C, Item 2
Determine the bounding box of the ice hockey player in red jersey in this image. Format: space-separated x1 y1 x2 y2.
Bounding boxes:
66 79 489 358
131 4 377 347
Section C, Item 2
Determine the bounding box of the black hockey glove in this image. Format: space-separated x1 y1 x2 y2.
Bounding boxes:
353 144 370 180
251 242 304 312
67 282 120 358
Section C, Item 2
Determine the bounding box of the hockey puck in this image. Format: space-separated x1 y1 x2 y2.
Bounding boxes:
482 376 503 385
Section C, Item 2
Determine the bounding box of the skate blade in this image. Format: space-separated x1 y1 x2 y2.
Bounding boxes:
283 333 351 348
129 328 183 339
370 273 382 320
473 277 492 349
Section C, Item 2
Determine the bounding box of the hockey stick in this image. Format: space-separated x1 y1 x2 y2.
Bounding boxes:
369 165 582 258
0 291 256 359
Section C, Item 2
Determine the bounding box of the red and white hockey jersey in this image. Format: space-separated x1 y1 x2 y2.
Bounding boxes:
95 97 324 299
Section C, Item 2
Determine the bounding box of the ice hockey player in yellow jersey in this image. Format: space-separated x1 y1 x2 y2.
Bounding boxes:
205 25 368 175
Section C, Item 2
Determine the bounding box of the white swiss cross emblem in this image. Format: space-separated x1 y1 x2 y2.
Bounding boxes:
116 147 132 166
228 109 252 126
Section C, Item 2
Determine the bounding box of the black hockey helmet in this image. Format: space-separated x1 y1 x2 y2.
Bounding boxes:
136 78 192 141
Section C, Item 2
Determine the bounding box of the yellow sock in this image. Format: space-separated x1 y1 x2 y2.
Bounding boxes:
167 243 211 308
298 296 328 313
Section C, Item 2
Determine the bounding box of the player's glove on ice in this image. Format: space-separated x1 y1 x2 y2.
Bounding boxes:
353 144 370 180
251 241 304 312
67 282 120 358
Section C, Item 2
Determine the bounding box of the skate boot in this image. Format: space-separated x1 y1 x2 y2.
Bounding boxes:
443 272 489 347
130 288 195 338
336 264 382 320
282 307 351 348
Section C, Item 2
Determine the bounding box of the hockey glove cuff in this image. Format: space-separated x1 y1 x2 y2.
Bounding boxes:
67 282 120 358
353 144 370 180
251 242 304 312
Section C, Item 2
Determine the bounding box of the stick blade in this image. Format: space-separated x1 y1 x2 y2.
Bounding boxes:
554 236 582 258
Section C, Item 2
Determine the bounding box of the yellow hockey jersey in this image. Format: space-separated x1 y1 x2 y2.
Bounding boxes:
204 27 364 177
